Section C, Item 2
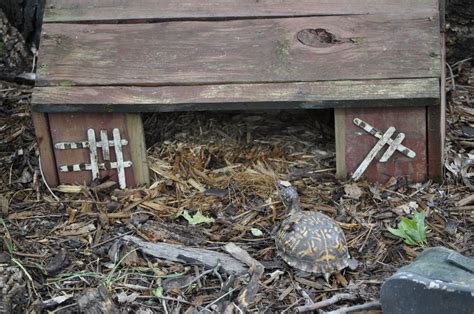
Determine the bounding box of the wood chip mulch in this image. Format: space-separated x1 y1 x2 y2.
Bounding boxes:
0 62 473 312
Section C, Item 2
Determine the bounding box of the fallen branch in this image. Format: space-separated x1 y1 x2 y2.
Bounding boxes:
297 293 357 313
123 236 247 275
224 243 265 310
324 300 381 314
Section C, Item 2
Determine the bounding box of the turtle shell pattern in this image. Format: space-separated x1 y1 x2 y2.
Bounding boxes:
275 211 350 274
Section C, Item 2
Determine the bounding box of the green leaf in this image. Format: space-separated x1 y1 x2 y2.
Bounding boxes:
387 211 428 247
153 287 163 298
387 227 406 238
187 283 197 292
403 237 418 246
399 217 417 231
180 210 214 225
250 228 264 237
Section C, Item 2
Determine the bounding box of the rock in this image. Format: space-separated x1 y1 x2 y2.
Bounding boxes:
380 247 474 314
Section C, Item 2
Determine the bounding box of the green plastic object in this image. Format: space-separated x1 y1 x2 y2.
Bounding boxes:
381 247 474 314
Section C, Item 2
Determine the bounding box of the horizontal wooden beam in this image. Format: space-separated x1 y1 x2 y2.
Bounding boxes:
44 0 439 23
36 16 441 87
32 79 440 113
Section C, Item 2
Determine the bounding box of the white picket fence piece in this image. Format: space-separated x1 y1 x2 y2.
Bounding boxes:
352 118 416 181
55 128 132 189
353 118 416 159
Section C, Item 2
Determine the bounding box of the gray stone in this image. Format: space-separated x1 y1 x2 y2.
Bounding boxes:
381 247 474 314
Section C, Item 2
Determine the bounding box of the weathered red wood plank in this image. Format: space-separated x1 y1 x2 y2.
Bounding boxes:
44 0 439 23
36 16 441 87
31 112 59 187
336 107 428 183
31 79 440 112
48 113 137 187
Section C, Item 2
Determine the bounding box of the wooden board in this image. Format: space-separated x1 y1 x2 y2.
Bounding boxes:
31 112 59 186
335 107 428 182
36 16 441 87
125 114 149 186
48 113 139 187
32 79 440 112
427 33 446 180
44 0 439 23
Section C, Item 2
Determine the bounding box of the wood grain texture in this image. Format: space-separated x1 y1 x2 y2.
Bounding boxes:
31 112 59 187
36 16 441 87
337 107 428 182
125 114 149 186
44 0 439 23
427 33 446 180
123 235 247 275
48 113 136 187
335 109 347 178
31 79 440 112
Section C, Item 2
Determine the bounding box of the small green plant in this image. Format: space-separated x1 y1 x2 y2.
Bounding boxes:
153 287 163 297
387 210 427 246
103 248 138 289
1 218 15 255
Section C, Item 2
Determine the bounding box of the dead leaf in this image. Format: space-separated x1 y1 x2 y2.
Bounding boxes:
385 177 398 188
335 272 348 287
60 223 96 236
344 183 363 200
369 184 382 201
116 292 140 304
188 178 206 192
392 201 418 216
56 185 83 193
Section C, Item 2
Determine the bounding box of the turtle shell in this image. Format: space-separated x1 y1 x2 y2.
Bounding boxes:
275 211 349 274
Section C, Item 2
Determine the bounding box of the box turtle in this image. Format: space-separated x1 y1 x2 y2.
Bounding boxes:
274 181 350 280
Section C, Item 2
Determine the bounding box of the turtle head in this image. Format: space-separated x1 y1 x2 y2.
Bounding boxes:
276 180 300 213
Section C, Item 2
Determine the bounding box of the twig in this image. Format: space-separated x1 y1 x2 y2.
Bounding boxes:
224 243 265 310
199 287 238 313
358 227 372 253
455 194 474 207
49 303 77 313
162 298 169 314
281 298 302 314
448 205 474 212
446 63 456 91
14 251 46 258
177 261 221 289
451 57 473 68
137 295 194 306
324 300 381 314
90 231 134 249
233 302 244 314
297 293 357 313
38 156 60 202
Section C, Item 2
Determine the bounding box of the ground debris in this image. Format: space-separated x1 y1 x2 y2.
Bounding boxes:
124 235 247 275
76 286 118 314
0 55 473 313
0 266 27 313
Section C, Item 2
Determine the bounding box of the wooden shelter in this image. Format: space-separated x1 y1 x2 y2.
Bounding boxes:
31 0 445 188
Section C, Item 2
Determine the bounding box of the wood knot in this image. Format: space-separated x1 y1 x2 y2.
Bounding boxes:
297 28 342 48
